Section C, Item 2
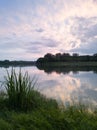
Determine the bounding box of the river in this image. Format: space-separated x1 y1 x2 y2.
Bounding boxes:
0 66 97 109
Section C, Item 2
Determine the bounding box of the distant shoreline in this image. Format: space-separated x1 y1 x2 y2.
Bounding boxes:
1 61 97 68
0 60 36 68
36 53 97 66
36 61 97 67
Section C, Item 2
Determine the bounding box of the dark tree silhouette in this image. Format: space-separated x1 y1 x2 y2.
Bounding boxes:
36 52 97 64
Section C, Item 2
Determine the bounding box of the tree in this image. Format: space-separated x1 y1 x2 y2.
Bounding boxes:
73 53 79 57
44 53 54 59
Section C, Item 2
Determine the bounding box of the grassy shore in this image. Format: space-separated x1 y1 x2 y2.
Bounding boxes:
1 105 97 130
0 69 97 130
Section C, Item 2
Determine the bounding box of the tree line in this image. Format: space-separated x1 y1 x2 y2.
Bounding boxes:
36 53 97 63
0 60 35 67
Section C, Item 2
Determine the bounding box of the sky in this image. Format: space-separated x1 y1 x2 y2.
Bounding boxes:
0 0 97 60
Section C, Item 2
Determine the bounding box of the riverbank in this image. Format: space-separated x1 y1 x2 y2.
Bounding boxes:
0 69 97 130
1 94 97 130
1 105 97 130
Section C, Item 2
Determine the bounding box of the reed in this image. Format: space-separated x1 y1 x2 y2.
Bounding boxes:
4 69 37 111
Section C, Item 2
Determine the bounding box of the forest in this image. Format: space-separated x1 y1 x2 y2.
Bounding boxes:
36 53 97 63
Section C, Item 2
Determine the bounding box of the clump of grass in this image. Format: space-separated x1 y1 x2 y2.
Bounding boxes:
3 68 37 111
2 68 58 111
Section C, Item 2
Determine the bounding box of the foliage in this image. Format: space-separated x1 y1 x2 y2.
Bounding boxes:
36 52 97 63
0 105 97 130
0 119 12 130
2 69 39 111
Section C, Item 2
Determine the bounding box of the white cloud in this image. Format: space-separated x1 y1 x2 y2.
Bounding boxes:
0 0 97 60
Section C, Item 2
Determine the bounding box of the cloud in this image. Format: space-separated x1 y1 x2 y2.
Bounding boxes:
35 28 44 32
71 17 97 38
26 38 59 49
0 0 97 60
70 38 97 54
68 16 97 54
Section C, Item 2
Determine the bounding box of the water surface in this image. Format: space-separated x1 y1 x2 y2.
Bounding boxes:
0 66 97 108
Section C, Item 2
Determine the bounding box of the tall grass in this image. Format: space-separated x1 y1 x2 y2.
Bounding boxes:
4 69 37 111
2 69 58 111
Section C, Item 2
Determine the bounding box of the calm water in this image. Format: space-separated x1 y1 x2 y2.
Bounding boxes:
0 66 97 108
